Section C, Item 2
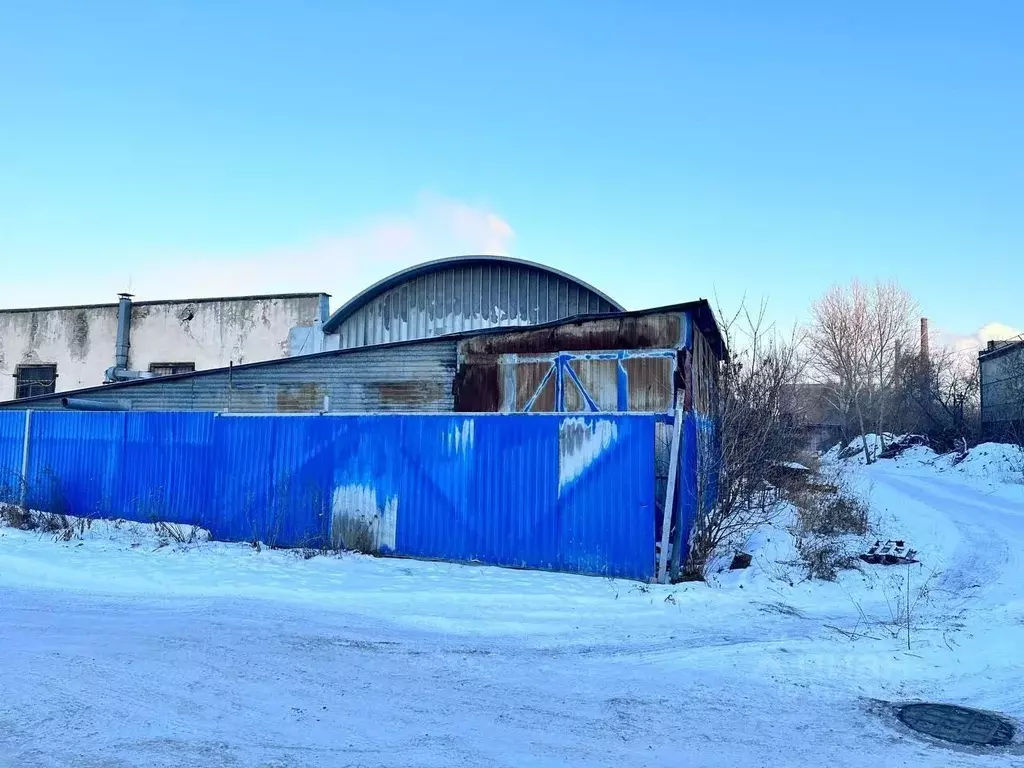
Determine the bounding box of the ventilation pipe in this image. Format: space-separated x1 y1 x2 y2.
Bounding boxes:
62 397 132 411
115 292 132 370
105 293 155 382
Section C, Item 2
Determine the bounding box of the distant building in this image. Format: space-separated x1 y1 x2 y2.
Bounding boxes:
979 338 1024 441
0 293 329 401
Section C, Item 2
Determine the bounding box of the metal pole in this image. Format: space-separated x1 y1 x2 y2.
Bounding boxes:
19 409 32 509
657 397 683 584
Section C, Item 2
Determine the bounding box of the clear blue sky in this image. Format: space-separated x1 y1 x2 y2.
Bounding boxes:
0 1 1020 341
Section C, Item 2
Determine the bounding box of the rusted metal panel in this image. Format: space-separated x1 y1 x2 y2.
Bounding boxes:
1 340 459 413
375 381 448 408
518 362 556 412
459 312 684 358
565 359 619 412
623 357 675 411
451 361 500 412
276 383 327 412
471 349 678 414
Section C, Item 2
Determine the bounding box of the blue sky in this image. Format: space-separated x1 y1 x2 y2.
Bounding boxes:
0 2 1020 342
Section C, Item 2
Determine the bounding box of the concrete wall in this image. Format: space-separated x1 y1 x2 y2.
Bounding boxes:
0 294 328 402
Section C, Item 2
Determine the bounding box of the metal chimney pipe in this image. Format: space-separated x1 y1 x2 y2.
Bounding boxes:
920 317 930 363
62 397 132 411
115 293 133 370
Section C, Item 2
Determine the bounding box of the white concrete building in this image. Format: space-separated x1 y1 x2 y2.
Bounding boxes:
0 293 329 401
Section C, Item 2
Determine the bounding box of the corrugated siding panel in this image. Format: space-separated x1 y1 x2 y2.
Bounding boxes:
11 411 657 579
566 359 619 411
675 410 716 569
337 262 616 349
0 411 26 502
0 341 458 413
212 416 331 546
25 411 126 516
118 412 217 525
624 357 675 411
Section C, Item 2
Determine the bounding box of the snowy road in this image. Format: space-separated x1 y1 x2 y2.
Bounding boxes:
2 450 1023 766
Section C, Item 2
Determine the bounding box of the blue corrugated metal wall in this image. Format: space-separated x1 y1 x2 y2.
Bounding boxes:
0 411 26 503
674 410 717 563
4 411 658 579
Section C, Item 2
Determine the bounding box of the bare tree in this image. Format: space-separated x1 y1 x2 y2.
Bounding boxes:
869 281 918 446
684 301 805 579
895 344 980 451
806 280 917 462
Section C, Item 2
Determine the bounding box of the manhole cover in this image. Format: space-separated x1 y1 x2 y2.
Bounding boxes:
897 703 1016 747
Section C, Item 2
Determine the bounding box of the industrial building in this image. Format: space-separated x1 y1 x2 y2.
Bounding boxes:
0 255 726 580
0 292 330 401
980 338 1024 441
0 301 725 416
0 255 625 404
0 255 725 416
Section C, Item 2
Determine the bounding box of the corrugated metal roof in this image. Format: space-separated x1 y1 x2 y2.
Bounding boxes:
323 255 624 342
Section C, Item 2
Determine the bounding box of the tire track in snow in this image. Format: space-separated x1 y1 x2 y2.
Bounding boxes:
870 469 1023 609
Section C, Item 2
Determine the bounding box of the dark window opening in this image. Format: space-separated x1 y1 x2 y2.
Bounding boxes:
15 364 57 399
149 362 196 377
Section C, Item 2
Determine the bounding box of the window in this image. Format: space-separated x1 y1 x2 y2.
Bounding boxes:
148 362 196 377
15 364 57 399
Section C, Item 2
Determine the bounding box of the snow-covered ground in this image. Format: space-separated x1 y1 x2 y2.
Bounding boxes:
2 444 1023 767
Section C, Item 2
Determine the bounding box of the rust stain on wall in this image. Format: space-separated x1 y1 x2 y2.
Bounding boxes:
453 364 500 412
623 357 674 411
376 381 448 408
517 362 555 412
455 311 685 413
459 313 683 357
565 359 618 412
276 382 326 412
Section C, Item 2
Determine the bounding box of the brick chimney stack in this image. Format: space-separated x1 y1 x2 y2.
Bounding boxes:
920 317 930 364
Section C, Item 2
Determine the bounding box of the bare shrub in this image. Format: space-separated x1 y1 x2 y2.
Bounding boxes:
684 299 806 580
841 565 947 650
35 511 92 542
795 536 862 581
1 502 35 530
36 511 71 534
793 489 870 537
296 507 335 559
789 466 871 581
152 520 206 547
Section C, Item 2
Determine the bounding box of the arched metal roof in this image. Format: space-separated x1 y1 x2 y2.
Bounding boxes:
323 255 625 348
